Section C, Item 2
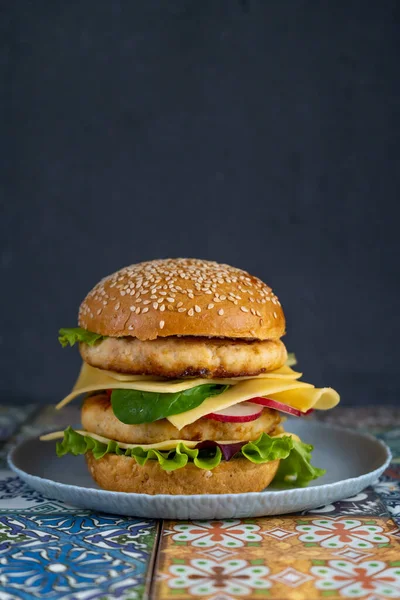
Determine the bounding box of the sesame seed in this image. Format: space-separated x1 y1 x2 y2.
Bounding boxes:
218 308 224 316
135 307 141 314
97 309 102 315
128 324 134 330
178 307 186 312
159 320 165 329
207 303 214 309
240 306 249 313
195 305 201 313
256 310 262 317
80 259 279 325
129 306 136 312
142 307 149 313
159 304 166 312
273 311 278 319
115 302 120 310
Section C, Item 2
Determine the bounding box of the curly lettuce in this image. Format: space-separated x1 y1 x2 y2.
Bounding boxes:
56 427 324 486
58 328 106 348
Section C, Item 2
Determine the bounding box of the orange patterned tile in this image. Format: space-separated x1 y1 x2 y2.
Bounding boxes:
153 517 400 599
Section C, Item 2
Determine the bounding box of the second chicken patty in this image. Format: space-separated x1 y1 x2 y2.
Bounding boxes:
82 394 281 444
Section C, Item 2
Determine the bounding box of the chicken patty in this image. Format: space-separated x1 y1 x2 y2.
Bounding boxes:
80 335 287 378
81 394 281 444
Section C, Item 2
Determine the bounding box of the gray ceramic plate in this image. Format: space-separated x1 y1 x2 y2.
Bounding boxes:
8 419 391 519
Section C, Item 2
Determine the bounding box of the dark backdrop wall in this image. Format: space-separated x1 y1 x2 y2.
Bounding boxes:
1 1 399 405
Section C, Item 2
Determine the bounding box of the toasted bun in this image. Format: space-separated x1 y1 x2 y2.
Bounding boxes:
79 258 285 341
86 452 280 495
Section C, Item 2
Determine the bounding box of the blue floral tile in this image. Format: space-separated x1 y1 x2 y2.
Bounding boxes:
300 486 390 517
373 464 400 525
0 514 158 599
0 544 143 599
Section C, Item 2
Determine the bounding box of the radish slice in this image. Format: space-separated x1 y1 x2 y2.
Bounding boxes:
204 402 263 423
250 397 313 417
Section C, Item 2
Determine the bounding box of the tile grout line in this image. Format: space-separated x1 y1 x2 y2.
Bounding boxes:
146 519 164 600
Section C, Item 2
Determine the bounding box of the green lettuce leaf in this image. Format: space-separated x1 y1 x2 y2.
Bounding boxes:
55 428 325 486
111 384 229 424
58 327 106 348
272 439 326 487
56 427 224 471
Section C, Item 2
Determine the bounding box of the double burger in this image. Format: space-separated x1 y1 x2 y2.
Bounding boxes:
42 258 340 494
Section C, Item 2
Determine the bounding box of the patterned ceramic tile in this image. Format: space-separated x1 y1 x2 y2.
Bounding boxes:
374 465 400 526
0 513 159 599
154 517 400 599
302 487 390 517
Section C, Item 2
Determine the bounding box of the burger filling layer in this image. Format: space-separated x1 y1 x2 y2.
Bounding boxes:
81 394 282 444
79 335 287 378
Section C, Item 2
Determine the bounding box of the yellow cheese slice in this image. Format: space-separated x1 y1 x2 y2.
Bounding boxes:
56 362 302 410
41 430 243 450
40 429 300 449
168 379 315 429
268 387 340 412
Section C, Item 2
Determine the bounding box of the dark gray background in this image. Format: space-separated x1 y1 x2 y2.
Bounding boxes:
1 1 399 405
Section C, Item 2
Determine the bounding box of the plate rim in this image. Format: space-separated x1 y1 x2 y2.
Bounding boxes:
7 421 392 502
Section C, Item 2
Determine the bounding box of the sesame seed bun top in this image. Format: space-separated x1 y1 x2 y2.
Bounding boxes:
78 258 286 341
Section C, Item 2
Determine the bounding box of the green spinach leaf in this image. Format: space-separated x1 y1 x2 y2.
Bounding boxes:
111 384 228 424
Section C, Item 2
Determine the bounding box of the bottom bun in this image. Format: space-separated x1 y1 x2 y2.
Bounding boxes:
86 452 280 495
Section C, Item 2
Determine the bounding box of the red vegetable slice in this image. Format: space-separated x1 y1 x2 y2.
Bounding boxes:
204 402 263 423
195 440 245 461
250 397 313 417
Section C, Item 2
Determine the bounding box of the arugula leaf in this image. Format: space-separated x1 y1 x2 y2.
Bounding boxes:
58 327 106 348
111 384 228 424
55 428 324 486
272 439 326 487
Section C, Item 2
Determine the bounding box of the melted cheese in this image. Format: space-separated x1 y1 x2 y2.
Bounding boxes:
168 379 338 430
55 362 339 430
56 362 302 410
40 429 300 449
